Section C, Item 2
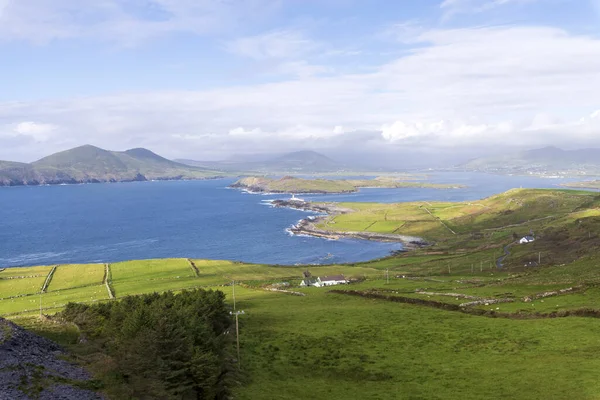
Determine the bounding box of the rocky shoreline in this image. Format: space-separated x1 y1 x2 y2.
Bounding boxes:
0 175 223 187
271 199 430 250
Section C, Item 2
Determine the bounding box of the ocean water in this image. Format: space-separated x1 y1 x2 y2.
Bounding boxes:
0 173 582 268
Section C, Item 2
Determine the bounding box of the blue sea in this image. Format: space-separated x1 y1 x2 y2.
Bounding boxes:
0 172 582 268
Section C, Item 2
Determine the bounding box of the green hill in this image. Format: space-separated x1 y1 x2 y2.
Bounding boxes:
176 150 349 173
0 145 223 186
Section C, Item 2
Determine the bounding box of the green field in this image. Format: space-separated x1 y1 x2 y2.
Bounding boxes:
4 188 600 399
0 265 51 299
48 263 105 291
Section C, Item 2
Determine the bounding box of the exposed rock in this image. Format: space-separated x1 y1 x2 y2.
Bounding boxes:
459 298 514 307
0 318 103 400
521 286 581 302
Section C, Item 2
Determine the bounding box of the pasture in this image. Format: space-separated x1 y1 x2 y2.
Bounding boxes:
3 188 600 399
48 263 105 291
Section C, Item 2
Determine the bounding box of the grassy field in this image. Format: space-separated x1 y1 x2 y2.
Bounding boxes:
233 284 600 400
0 265 51 299
4 188 600 399
48 263 105 291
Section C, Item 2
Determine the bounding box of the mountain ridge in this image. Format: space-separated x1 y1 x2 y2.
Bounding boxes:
0 145 222 186
176 150 347 173
459 146 600 176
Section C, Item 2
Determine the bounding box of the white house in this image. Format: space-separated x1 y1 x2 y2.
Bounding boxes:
300 274 348 287
315 275 348 287
300 277 319 287
520 236 535 244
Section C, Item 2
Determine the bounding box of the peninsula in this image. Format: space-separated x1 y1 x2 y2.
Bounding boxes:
230 176 465 194
271 199 430 248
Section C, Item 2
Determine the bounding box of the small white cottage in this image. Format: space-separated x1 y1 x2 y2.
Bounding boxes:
300 277 319 287
519 236 535 244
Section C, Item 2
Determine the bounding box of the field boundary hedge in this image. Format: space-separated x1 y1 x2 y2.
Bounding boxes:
329 289 600 320
41 266 57 293
187 259 200 277
104 264 115 299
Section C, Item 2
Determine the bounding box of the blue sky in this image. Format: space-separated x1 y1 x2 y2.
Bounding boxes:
1 0 600 162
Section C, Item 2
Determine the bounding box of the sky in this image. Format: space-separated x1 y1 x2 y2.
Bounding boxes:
1 0 600 164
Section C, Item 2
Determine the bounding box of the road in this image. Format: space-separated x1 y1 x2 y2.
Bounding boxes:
496 241 516 269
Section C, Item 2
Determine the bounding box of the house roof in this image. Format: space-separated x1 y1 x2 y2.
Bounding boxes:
302 277 318 284
522 236 535 240
320 275 346 282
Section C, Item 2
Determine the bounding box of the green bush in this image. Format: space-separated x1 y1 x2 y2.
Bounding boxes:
61 289 233 399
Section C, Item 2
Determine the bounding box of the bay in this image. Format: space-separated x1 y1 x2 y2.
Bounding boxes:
0 173 583 268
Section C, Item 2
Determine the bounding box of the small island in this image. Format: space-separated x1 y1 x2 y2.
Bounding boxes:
230 176 465 194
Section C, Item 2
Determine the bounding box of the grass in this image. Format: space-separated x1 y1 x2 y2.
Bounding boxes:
0 265 52 299
233 283 600 400
110 258 198 297
48 264 105 291
0 277 46 299
3 188 600 398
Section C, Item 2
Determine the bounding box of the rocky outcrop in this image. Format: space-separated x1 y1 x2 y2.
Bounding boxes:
0 318 103 400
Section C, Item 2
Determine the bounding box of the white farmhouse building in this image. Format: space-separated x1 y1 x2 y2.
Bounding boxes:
315 275 348 287
520 236 535 244
300 274 348 287
300 277 319 287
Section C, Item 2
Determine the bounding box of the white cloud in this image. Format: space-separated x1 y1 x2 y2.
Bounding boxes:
0 0 279 44
440 0 537 15
229 127 262 136
0 121 57 142
2 25 600 161
225 30 319 60
381 119 514 145
224 29 329 79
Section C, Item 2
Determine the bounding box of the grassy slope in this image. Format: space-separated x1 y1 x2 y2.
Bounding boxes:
4 188 600 398
236 285 600 400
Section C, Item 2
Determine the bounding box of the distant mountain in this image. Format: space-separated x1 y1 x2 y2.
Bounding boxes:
176 150 348 174
0 145 223 186
459 146 600 176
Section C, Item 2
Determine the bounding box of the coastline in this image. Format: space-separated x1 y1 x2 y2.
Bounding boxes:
0 175 226 188
270 199 430 250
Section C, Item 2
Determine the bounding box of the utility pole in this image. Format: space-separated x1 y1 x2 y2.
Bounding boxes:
232 280 236 311
448 263 451 275
538 252 541 265
386 269 389 284
480 261 483 272
230 310 245 369
39 292 42 318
